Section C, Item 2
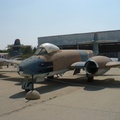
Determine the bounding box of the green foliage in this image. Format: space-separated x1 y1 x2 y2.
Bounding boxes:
33 47 37 53
7 48 12 53
0 50 8 53
21 46 33 54
20 53 34 59
20 46 36 59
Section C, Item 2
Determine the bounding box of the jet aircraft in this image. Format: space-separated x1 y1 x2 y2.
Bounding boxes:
3 32 120 94
0 39 23 68
12 42 120 92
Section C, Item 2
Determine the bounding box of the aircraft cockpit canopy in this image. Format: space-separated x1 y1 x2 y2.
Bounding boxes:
35 43 60 55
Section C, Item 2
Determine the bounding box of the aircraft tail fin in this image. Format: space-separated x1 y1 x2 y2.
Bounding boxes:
9 39 23 58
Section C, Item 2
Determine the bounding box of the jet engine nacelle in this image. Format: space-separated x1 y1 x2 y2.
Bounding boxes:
84 56 112 76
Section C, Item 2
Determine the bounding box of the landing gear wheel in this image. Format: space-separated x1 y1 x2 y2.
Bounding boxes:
86 74 94 82
25 75 40 100
22 81 32 92
22 75 41 100
25 82 32 92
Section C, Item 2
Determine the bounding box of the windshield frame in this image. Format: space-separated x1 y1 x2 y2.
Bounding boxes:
34 47 47 55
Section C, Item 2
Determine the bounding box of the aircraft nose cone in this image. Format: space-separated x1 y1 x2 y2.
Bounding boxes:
18 56 45 75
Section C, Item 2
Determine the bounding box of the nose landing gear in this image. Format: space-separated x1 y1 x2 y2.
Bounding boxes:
22 75 40 100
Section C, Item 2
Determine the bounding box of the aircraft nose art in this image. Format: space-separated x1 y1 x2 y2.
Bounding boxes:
18 56 53 75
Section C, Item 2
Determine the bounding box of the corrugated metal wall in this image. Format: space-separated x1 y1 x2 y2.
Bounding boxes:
38 30 120 46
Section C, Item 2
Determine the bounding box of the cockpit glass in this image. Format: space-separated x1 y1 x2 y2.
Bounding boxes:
34 47 47 55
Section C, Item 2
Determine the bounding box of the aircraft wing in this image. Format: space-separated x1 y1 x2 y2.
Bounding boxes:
106 61 120 68
70 61 120 69
0 58 5 62
70 62 85 69
1 58 22 65
70 62 85 75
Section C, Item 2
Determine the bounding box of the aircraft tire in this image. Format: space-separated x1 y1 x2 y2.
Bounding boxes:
25 82 32 92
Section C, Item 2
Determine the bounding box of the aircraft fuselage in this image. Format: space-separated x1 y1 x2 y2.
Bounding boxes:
18 49 93 78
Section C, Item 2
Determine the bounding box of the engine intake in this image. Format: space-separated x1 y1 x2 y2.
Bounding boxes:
84 56 112 76
85 60 98 75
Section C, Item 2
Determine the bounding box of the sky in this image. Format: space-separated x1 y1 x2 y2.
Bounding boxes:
0 0 120 49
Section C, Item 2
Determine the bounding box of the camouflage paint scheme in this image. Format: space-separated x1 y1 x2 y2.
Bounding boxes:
18 43 93 78
3 43 120 92
18 43 120 80
42 50 93 71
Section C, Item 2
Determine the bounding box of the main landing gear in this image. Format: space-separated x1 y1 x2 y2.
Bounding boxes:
86 73 94 82
22 75 40 100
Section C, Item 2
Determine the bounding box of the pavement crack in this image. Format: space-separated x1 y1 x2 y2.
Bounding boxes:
0 104 32 118
0 96 58 118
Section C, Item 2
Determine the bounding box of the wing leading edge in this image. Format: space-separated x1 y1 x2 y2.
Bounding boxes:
70 61 120 70
106 61 120 68
70 62 85 69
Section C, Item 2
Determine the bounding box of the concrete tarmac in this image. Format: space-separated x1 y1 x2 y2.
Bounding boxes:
0 66 120 120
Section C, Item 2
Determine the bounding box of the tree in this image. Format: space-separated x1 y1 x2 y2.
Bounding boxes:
22 46 32 54
33 47 37 53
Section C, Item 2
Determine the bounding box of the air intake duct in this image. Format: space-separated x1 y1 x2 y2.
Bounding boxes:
84 56 111 76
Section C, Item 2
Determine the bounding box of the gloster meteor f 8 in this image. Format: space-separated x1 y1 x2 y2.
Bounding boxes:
15 43 120 92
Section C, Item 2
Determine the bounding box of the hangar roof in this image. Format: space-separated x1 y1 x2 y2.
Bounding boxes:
38 30 120 46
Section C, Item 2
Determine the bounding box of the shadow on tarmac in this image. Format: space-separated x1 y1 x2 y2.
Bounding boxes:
0 74 119 99
0 73 9 78
10 91 26 99
9 80 68 99
0 76 23 85
51 76 120 91
83 78 119 91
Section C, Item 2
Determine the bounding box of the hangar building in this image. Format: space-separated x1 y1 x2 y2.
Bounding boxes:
38 30 120 57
